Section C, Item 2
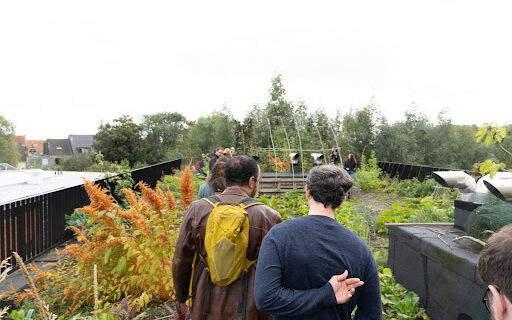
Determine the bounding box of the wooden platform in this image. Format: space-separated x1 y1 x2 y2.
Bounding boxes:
258 177 307 195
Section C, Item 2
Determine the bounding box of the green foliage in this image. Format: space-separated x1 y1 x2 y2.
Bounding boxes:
379 267 429 319
335 203 376 243
175 111 236 161
339 102 379 160
9 308 35 320
478 159 506 178
141 112 188 164
476 124 507 146
475 124 512 178
61 154 95 172
386 178 438 198
18 180 186 315
256 191 308 220
355 153 386 191
65 209 91 230
93 115 146 167
0 115 20 166
377 197 454 234
103 159 136 208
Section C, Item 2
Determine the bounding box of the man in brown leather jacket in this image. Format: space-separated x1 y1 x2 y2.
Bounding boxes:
172 156 282 319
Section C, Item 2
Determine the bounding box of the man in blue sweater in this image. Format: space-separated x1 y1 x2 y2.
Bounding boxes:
255 165 382 319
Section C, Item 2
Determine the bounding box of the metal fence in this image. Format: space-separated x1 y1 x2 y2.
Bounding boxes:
377 161 455 181
0 159 181 271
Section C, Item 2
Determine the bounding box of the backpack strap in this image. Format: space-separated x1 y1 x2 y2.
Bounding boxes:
203 196 262 208
188 257 207 300
237 270 248 320
203 273 212 316
239 197 263 209
202 195 221 207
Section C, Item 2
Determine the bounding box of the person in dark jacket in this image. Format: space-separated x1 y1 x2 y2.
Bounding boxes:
208 147 224 172
344 154 357 179
330 148 341 165
255 165 382 320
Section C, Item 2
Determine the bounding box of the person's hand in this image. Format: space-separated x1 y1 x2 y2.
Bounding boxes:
176 302 190 320
328 270 364 304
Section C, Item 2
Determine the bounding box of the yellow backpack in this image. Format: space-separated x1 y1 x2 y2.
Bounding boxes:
202 196 261 286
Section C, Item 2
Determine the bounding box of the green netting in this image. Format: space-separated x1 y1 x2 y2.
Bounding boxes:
465 198 512 240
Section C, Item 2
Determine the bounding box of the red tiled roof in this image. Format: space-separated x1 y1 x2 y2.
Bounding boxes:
15 135 25 145
25 140 45 154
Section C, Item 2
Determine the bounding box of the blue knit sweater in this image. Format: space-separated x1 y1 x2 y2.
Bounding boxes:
254 215 382 320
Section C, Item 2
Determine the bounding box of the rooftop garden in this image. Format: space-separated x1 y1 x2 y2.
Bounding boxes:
3 154 471 320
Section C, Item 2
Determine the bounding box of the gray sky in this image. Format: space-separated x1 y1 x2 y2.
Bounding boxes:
1 0 511 139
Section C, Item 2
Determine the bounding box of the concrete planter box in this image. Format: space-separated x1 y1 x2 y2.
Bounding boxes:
388 224 488 320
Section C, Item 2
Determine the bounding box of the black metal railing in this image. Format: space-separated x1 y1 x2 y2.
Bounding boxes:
0 159 181 271
378 161 456 181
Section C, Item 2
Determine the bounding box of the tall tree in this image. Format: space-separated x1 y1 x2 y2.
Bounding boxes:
93 115 145 166
176 111 236 160
141 112 187 164
0 115 19 166
340 102 379 160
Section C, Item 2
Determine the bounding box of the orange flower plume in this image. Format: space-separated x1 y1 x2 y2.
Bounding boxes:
179 161 195 211
136 181 165 215
166 187 176 211
83 180 116 211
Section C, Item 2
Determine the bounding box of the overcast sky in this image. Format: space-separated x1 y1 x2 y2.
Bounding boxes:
1 0 511 139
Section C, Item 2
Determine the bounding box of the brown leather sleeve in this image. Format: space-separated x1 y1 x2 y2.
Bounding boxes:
172 205 198 303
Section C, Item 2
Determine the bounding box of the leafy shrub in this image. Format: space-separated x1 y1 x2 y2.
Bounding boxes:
380 267 429 319
13 166 195 316
355 152 386 191
257 191 308 220
407 197 454 224
377 197 454 234
65 209 91 230
377 202 416 234
62 154 95 172
387 178 436 198
387 178 459 201
335 203 374 243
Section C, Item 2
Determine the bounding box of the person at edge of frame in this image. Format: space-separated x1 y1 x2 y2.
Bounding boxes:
478 224 512 320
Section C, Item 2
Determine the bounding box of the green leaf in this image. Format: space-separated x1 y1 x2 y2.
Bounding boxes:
115 256 127 273
104 247 113 264
495 127 507 143
475 126 488 142
484 133 494 146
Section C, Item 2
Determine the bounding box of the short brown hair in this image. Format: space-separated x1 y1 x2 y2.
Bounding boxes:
478 224 512 302
306 165 353 209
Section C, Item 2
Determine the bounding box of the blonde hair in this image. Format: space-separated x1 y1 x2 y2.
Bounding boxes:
223 148 233 158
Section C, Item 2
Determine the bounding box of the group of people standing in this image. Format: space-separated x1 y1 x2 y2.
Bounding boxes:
174 154 382 319
196 147 236 197
330 148 358 179
173 150 512 319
